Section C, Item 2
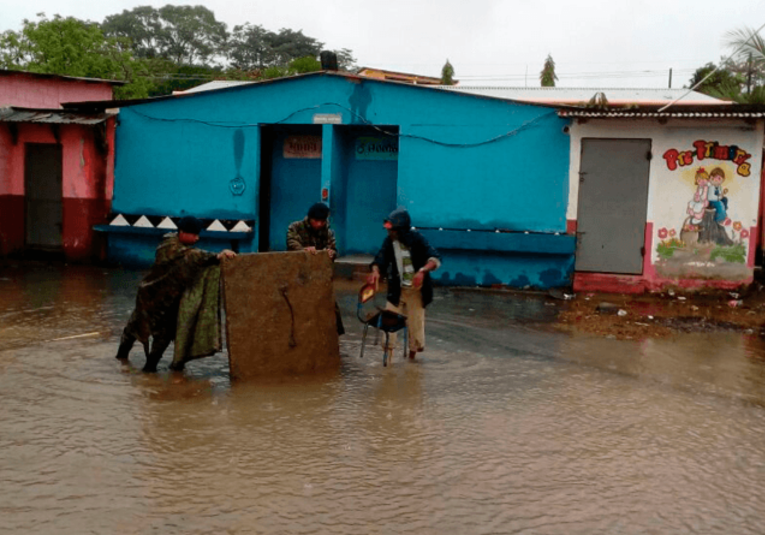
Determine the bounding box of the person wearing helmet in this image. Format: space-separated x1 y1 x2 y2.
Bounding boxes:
367 208 441 360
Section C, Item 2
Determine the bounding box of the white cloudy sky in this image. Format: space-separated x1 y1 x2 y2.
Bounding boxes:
1 0 764 88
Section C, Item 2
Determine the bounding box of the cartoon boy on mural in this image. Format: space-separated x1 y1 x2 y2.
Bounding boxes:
707 167 728 223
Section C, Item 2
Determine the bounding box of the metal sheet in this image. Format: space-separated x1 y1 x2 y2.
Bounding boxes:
575 138 651 274
222 251 340 380
0 107 113 125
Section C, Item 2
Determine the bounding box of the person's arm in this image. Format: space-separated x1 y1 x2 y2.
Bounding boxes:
412 237 441 289
326 229 337 260
286 222 305 251
367 240 390 289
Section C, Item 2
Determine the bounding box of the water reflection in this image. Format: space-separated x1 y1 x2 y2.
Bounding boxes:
2 264 765 533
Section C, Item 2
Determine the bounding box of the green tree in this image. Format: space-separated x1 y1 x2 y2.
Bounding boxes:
0 14 153 98
724 26 765 93
540 54 557 87
440 59 455 85
688 62 743 100
101 5 227 65
227 24 323 70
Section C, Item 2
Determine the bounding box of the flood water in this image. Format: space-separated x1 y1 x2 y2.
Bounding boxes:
2 263 765 534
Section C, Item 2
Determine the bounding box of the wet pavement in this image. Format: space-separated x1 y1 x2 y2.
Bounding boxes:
2 262 765 534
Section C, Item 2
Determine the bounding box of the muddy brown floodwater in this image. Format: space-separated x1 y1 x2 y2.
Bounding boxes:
1 263 765 534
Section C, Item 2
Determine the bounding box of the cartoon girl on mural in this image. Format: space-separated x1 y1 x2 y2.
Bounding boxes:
686 167 709 225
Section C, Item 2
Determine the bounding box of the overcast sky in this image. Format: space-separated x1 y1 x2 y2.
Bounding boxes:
1 0 764 88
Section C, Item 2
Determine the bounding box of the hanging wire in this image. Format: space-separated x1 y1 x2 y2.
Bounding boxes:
658 21 765 112
128 101 558 148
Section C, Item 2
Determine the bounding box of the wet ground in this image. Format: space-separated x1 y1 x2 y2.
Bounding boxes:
2 262 765 534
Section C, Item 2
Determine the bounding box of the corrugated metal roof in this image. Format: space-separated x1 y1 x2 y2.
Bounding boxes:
435 86 728 105
557 109 765 119
0 68 126 85
175 80 255 94
0 106 115 124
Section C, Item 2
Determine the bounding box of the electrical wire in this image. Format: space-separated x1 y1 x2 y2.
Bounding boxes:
128 102 558 148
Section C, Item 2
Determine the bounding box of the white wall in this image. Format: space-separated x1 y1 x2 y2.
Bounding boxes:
568 118 764 267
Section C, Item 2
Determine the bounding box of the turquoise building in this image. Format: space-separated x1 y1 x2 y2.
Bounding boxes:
88 71 575 288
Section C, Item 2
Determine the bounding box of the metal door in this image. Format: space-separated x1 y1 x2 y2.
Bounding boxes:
575 138 651 274
25 143 63 249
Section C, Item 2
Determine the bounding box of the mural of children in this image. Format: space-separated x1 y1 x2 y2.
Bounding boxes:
686 167 709 224
707 167 729 223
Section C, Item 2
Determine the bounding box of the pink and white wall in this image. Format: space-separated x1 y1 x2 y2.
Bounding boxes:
0 71 116 261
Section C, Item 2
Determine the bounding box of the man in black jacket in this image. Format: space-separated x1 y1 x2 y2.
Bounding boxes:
367 208 441 360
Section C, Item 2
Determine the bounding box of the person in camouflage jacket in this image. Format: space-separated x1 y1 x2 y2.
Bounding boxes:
286 203 344 334
286 202 337 258
115 216 236 372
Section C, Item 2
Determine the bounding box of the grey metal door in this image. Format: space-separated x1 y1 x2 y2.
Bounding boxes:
575 138 651 274
25 143 63 248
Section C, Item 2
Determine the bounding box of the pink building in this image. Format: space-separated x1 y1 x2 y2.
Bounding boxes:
0 70 119 261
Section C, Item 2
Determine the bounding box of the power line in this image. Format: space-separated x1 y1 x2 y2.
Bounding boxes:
659 20 765 111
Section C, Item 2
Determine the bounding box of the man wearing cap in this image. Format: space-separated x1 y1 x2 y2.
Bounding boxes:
368 208 441 360
286 202 344 334
115 216 236 372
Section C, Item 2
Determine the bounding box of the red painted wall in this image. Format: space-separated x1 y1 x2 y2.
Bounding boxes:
0 118 115 260
0 72 114 109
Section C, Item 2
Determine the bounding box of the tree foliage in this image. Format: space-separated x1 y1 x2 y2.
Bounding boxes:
0 14 152 98
689 26 765 104
102 5 227 65
540 54 557 87
0 5 358 98
440 59 455 85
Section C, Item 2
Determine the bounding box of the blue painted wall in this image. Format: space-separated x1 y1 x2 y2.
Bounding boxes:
109 73 573 287
331 126 397 255
265 125 322 251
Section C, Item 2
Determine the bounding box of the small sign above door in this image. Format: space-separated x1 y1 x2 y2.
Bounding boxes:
313 113 342 124
355 136 398 160
283 135 322 159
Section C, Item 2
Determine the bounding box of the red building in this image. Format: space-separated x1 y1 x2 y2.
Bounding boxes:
0 70 119 261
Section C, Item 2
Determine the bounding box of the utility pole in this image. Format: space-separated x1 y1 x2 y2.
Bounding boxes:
668 68 672 89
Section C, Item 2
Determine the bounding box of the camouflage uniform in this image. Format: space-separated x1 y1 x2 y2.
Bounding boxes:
286 217 337 253
285 216 344 335
117 233 220 371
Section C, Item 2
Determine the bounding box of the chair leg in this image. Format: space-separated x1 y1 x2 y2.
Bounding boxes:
403 327 409 360
360 324 369 359
383 333 389 367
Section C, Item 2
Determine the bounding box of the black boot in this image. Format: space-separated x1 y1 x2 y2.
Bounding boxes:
116 332 135 360
142 335 171 373
142 353 162 373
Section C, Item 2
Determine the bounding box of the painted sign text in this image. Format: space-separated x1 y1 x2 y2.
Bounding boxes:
663 139 752 176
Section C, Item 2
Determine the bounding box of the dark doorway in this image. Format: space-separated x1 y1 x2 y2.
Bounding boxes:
25 143 63 250
258 125 322 252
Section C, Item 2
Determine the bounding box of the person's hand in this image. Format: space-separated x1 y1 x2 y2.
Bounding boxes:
412 270 425 289
217 249 236 260
327 249 336 260
304 246 317 255
367 270 380 290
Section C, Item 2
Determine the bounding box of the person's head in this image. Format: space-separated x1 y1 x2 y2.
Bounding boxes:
383 208 412 239
710 167 726 185
177 216 204 245
695 168 709 185
307 202 330 230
